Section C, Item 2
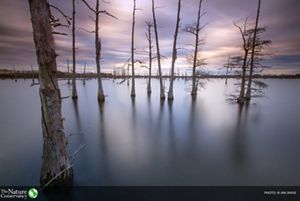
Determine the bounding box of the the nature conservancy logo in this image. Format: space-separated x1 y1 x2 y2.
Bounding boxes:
27 188 38 199
0 188 38 200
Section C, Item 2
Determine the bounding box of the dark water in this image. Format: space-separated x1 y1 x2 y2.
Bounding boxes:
0 78 300 186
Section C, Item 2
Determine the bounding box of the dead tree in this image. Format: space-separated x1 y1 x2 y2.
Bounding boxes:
67 59 70 84
71 0 78 99
246 0 261 101
13 66 17 82
152 0 165 100
131 0 136 97
167 0 181 100
224 56 231 85
83 61 86 85
184 0 205 97
127 64 130 86
82 0 117 102
233 19 252 104
229 25 270 103
146 21 153 94
28 0 72 186
31 65 35 84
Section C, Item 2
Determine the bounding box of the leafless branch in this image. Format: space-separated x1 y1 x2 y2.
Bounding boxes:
79 27 95 33
52 31 68 36
61 96 70 100
70 143 86 160
99 10 118 19
89 15 96 22
49 4 72 26
81 0 96 13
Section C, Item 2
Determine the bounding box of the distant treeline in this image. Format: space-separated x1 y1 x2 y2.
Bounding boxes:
1 69 300 79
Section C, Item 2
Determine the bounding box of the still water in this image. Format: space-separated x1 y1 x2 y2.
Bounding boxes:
0 78 300 186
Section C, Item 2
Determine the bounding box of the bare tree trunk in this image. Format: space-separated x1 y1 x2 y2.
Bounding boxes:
67 59 70 85
131 0 136 97
13 66 17 82
233 19 251 104
82 0 113 102
71 0 78 100
225 56 230 85
246 0 261 101
95 0 105 102
152 0 165 100
191 0 203 97
168 0 181 100
127 64 130 86
238 51 249 104
83 61 86 85
146 22 153 94
31 65 35 84
28 0 72 186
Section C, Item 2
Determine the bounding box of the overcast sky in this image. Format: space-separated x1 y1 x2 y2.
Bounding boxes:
0 0 299 74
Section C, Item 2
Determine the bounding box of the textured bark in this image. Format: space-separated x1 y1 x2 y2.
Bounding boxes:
71 0 78 99
130 0 136 97
167 0 181 100
28 0 72 186
191 0 203 97
152 0 165 100
146 22 153 95
246 0 261 101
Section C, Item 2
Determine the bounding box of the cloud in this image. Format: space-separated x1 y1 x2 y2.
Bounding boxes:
0 0 299 74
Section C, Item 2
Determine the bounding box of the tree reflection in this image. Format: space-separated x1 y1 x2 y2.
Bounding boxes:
97 102 111 183
232 103 250 167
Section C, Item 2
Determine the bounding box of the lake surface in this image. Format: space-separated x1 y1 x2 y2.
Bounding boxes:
0 78 300 186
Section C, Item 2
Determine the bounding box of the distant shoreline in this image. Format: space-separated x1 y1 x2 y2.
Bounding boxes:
1 69 300 79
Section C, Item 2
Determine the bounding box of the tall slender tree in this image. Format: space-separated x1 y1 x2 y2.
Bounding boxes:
82 0 117 102
83 61 86 85
168 0 181 100
233 19 252 104
13 66 17 82
224 56 231 85
72 0 78 99
246 0 261 101
184 0 205 97
131 0 136 97
152 0 165 100
67 59 70 84
146 21 153 95
229 20 270 104
28 0 72 186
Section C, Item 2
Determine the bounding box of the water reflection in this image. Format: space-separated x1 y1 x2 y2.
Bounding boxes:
1 79 300 186
158 100 165 132
167 101 177 167
72 100 82 131
98 102 107 153
232 104 246 167
186 97 198 159
97 102 111 184
146 94 153 131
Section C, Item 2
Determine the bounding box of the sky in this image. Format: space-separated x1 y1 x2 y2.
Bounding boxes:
0 0 300 75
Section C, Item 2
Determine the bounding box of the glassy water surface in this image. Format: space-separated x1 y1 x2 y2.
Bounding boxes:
0 78 300 186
